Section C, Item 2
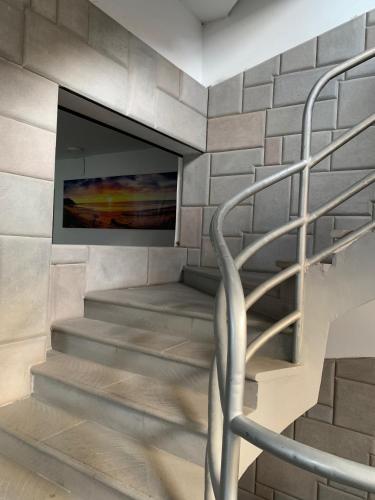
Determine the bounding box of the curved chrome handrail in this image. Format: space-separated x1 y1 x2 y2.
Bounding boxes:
206 46 375 500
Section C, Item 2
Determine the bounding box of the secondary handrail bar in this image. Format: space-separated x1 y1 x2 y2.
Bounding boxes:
232 415 375 493
307 219 375 267
245 310 301 362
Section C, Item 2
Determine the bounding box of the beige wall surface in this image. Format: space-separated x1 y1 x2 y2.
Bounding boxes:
0 0 206 405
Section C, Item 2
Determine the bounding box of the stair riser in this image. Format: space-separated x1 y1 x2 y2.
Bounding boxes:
83 303 292 361
51 330 258 407
33 374 207 467
0 427 129 500
183 269 294 320
85 300 213 341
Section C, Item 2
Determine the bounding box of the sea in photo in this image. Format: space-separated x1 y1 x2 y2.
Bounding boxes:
63 172 177 230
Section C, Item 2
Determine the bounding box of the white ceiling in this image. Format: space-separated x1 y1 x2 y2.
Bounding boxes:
179 0 239 23
92 0 375 86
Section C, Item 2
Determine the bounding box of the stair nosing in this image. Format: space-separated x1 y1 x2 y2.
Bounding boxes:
84 295 273 330
0 419 152 500
52 322 210 372
32 362 209 436
52 320 300 382
84 295 214 322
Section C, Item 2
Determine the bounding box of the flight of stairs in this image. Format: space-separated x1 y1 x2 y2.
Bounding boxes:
0 267 300 499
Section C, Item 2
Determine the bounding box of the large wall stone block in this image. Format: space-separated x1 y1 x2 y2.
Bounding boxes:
211 149 261 176
207 111 266 152
303 170 375 215
155 90 207 150
336 358 375 385
51 244 88 265
338 77 375 128
317 359 335 406
295 416 372 464
148 247 187 285
273 66 340 107
86 246 148 292
0 115 56 180
10 0 30 9
203 206 252 236
256 449 324 500
243 234 310 272
0 337 46 405
0 236 51 342
31 0 57 22
88 4 129 68
317 16 366 66
283 131 332 172
334 378 375 436
182 154 210 206
58 0 89 40
156 55 180 98
332 127 375 170
180 73 208 116
367 25 375 48
127 35 157 126
48 264 85 323
264 137 282 165
24 10 128 116
244 56 280 87
281 39 317 74
210 174 255 206
201 236 242 268
368 9 375 25
266 100 337 136
0 57 58 132
0 0 23 64
187 248 200 267
0 173 53 237
253 165 291 232
243 83 273 112
244 234 313 272
208 74 243 117
319 484 362 500
180 207 202 248
314 216 334 254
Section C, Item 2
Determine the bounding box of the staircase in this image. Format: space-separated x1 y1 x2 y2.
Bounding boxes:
0 49 373 500
0 276 303 499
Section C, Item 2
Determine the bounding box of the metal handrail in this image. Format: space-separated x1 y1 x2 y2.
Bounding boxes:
206 46 375 500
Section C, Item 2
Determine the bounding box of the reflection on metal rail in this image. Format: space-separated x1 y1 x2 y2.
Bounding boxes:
205 46 375 500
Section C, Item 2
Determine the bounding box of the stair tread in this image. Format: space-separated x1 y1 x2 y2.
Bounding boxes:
0 452 77 499
0 397 204 500
184 265 274 286
52 318 300 382
33 352 211 432
85 282 272 327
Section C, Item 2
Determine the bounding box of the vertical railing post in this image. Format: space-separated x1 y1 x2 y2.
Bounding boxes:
294 97 314 363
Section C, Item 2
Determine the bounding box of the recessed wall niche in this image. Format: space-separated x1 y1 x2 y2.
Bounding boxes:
53 90 200 247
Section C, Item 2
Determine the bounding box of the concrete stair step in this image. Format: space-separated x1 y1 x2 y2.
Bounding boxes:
32 352 209 465
84 283 281 343
0 452 78 499
0 397 204 500
182 266 295 320
52 317 294 386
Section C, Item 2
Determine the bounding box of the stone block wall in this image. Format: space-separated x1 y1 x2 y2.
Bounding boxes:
0 0 207 404
48 244 187 345
180 11 375 272
239 358 375 500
